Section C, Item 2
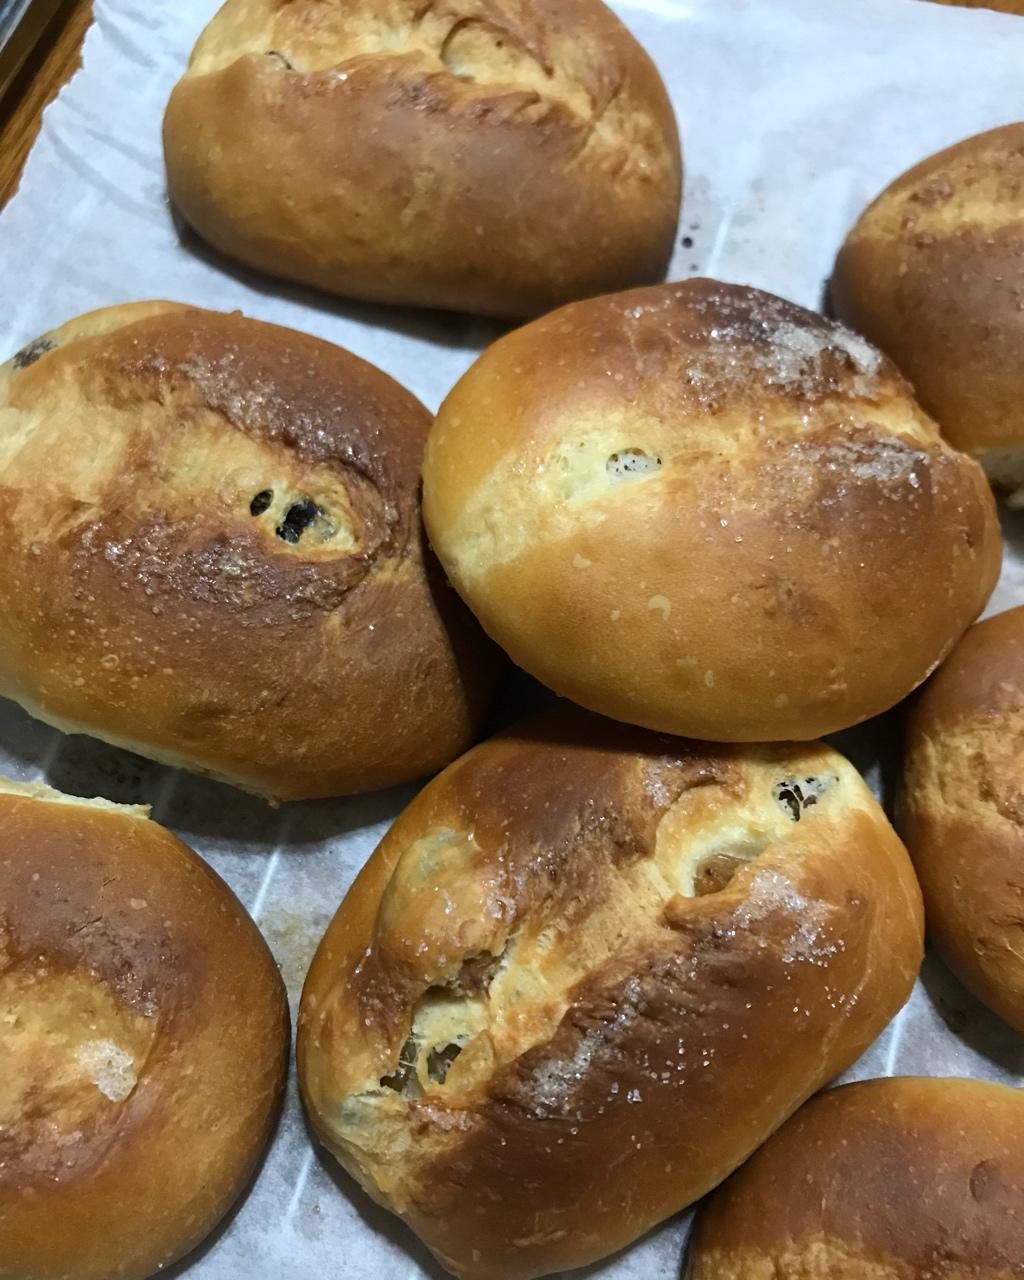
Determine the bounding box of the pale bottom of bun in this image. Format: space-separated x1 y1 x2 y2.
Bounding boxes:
0 689 266 800
978 447 1024 508
0 774 150 816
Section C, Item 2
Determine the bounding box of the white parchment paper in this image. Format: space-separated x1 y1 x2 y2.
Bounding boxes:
2 1 1024 1275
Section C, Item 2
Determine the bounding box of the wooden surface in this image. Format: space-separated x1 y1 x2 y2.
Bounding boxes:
0 0 93 209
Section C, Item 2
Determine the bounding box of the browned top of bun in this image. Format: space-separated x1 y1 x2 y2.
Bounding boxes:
163 0 681 317
0 303 497 800
299 705 923 1280
0 778 288 1280
424 279 1000 742
902 606 1024 1030
832 124 1024 461
688 1077 1024 1280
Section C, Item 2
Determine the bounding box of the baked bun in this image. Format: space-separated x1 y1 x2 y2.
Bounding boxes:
832 125 1024 500
687 1076 1024 1279
423 279 1001 743
0 776 288 1280
902 605 1024 1030
0 302 499 801
162 0 681 318
298 705 924 1280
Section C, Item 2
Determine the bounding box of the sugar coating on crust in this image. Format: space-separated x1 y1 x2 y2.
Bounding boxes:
73 1039 139 1103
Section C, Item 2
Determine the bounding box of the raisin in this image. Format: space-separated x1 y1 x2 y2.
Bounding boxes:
276 498 321 544
426 1043 462 1085
13 337 55 369
380 1035 423 1097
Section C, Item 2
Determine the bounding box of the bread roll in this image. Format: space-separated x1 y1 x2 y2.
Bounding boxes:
423 279 1000 743
0 776 288 1280
687 1076 1024 1279
902 606 1024 1030
298 705 924 1280
832 125 1024 500
162 0 682 318
0 302 499 801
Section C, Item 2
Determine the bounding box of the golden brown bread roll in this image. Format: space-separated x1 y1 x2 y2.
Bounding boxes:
832 125 1024 500
162 0 682 318
902 606 1024 1031
0 301 499 801
0 776 288 1280
423 279 1001 743
298 705 924 1280
686 1076 1024 1280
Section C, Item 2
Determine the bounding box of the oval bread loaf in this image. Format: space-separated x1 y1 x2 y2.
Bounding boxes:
423 278 1001 742
299 705 924 1280
687 1077 1024 1280
902 605 1024 1030
832 124 1024 501
0 302 499 801
163 0 682 317
0 776 288 1280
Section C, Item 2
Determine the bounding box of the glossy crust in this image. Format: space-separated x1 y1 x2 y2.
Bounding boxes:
832 125 1024 499
0 777 288 1280
687 1077 1024 1280
298 705 924 1280
0 302 498 801
163 0 682 318
423 279 1001 742
902 606 1024 1030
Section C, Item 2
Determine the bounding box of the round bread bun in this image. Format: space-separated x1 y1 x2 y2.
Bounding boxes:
162 0 682 318
832 125 1024 501
902 606 1024 1030
422 279 1001 743
0 302 499 801
298 704 924 1280
0 775 288 1280
686 1076 1024 1279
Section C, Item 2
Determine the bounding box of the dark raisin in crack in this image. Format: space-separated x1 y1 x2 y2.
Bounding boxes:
249 489 273 516
427 1043 462 1085
276 498 321 544
774 775 832 822
380 1034 422 1097
13 336 56 369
